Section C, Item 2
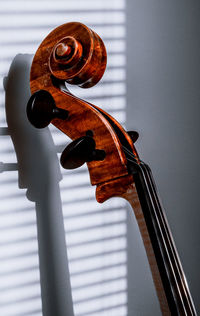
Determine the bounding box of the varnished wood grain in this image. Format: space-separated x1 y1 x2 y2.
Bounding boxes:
30 22 136 185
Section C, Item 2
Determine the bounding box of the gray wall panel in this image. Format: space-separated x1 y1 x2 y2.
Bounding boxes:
126 1 200 314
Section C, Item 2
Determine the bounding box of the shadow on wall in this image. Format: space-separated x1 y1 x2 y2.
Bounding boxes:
4 54 74 316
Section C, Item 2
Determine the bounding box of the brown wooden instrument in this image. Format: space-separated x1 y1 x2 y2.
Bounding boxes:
27 22 197 315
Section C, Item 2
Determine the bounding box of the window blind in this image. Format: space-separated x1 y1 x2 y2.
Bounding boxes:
0 1 127 315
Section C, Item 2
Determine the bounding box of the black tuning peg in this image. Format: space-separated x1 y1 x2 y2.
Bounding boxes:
27 90 68 128
60 136 106 169
128 131 139 143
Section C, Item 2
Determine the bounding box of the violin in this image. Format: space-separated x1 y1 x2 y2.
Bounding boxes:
26 22 197 315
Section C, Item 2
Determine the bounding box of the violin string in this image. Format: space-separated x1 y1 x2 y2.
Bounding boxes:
122 143 195 311
122 146 136 158
142 165 195 312
122 146 138 161
122 146 145 165
122 145 178 299
124 145 194 312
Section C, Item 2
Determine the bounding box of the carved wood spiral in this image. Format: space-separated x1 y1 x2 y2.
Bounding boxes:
31 22 107 88
29 22 135 185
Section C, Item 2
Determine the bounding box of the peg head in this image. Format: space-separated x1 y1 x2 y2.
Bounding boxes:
60 136 106 169
27 90 68 128
128 131 139 143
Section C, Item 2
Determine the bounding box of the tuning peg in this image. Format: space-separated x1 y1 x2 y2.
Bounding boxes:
127 131 139 143
60 136 106 169
27 90 68 128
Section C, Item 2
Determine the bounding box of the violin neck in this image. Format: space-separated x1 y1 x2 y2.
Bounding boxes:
128 162 196 315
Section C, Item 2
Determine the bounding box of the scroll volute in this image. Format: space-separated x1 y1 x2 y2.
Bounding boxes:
29 22 136 187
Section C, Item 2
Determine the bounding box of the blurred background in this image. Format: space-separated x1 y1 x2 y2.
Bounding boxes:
0 0 199 315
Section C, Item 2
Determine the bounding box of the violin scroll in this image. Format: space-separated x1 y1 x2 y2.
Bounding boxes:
28 21 136 185
48 22 107 88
